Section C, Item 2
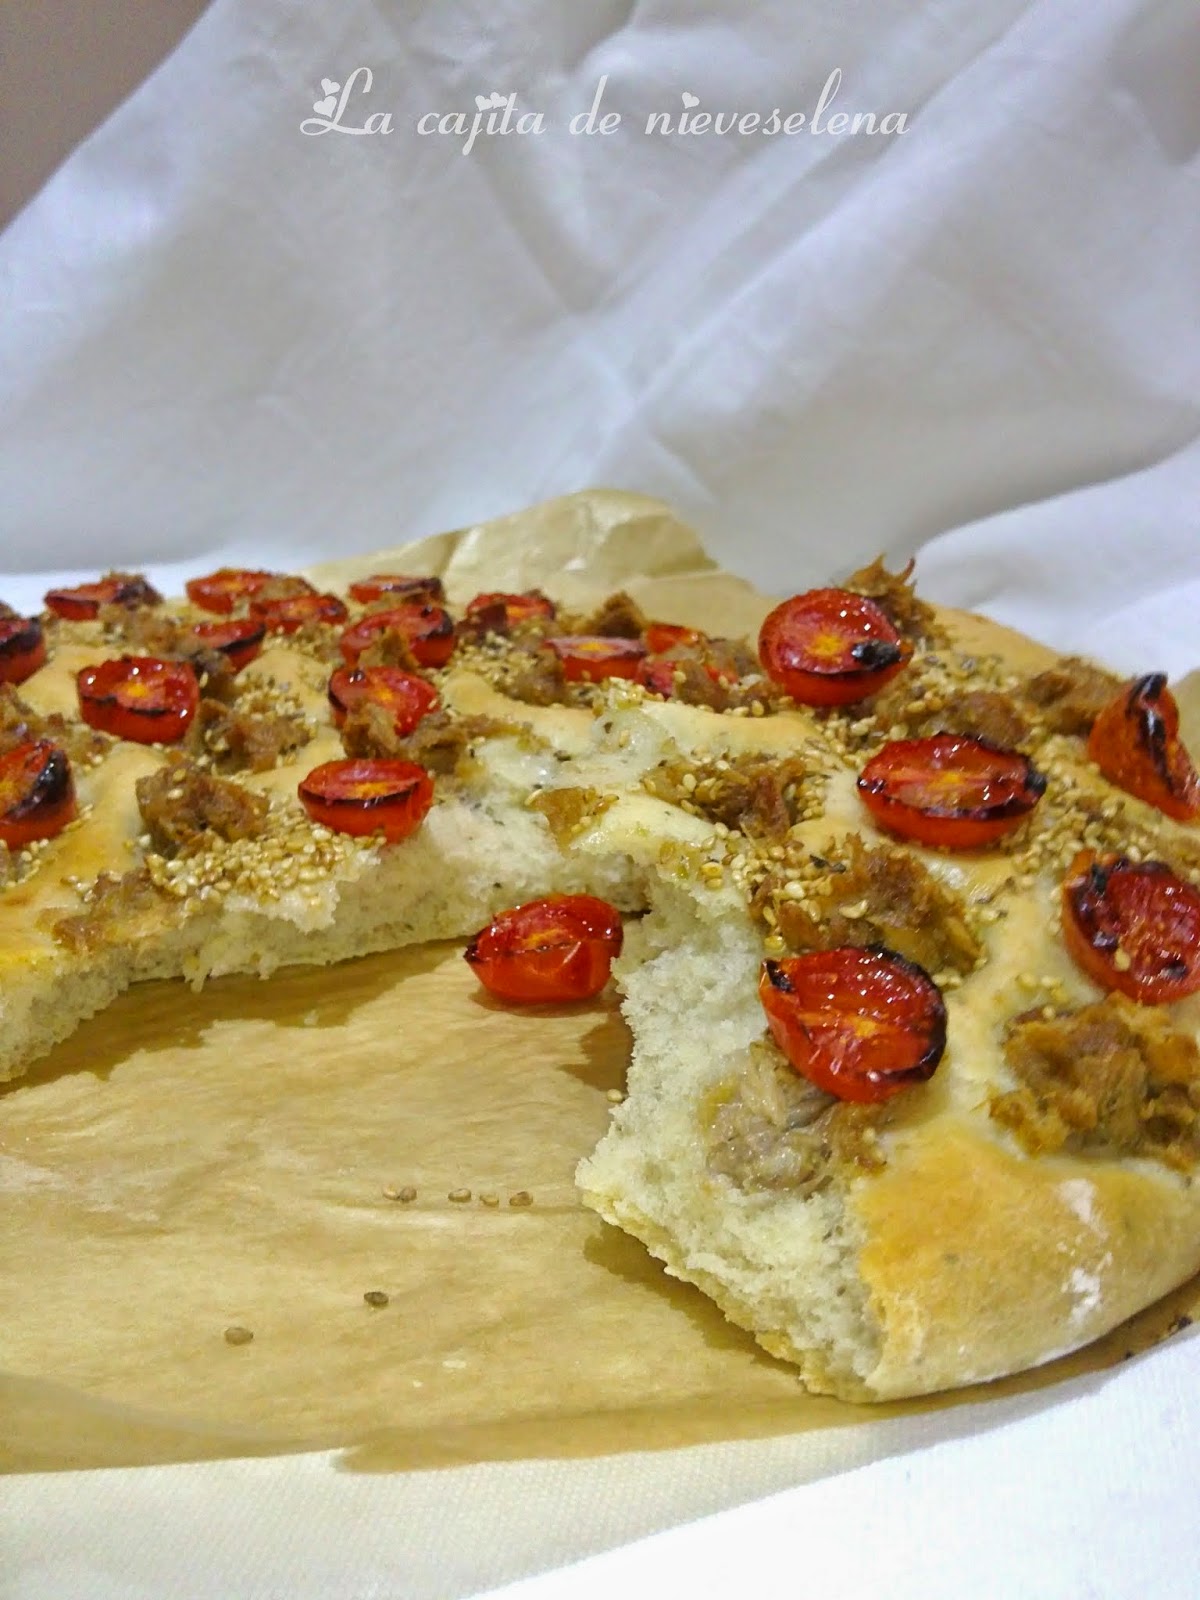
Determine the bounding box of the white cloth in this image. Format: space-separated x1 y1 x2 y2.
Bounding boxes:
2 1 1199 1596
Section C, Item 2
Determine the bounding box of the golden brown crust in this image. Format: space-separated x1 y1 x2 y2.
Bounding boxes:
852 1118 1200 1399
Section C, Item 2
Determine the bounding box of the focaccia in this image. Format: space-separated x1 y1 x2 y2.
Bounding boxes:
2 491 1198 1402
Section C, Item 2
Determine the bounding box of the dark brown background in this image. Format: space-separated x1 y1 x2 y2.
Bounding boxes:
0 1 211 227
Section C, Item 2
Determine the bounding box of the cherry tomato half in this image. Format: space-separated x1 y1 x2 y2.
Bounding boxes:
544 636 647 684
1061 851 1200 1005
76 656 199 744
0 616 47 685
758 589 911 707
45 573 161 621
0 740 78 849
297 758 434 842
758 947 947 1104
190 618 266 673
644 621 704 654
339 605 456 669
250 591 349 634
464 895 624 1004
185 568 277 615
858 735 1047 849
327 665 440 733
349 574 446 606
1087 674 1200 823
465 591 557 628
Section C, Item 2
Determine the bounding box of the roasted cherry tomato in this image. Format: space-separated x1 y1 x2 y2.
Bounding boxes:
758 589 911 707
76 656 199 744
644 621 704 654
44 573 161 621
0 616 47 685
1088 674 1200 822
858 734 1046 849
464 894 624 1004
250 591 348 634
0 740 78 849
544 636 647 684
759 947 947 1104
349 574 446 606
185 568 278 615
339 604 456 669
327 665 440 733
297 758 434 841
1062 851 1200 1005
190 618 266 673
465 590 557 628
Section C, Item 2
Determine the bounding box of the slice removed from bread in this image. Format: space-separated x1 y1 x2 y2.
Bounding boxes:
577 675 1200 1400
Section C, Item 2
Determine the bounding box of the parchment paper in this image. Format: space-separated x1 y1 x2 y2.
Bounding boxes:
2 490 1198 1479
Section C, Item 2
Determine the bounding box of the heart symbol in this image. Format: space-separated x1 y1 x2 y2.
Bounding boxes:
321 78 340 96
475 94 491 110
681 91 699 108
313 95 337 116
490 92 508 108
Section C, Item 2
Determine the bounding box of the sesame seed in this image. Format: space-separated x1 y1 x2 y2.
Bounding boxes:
363 1290 390 1308
508 1190 533 1208
448 1188 472 1204
223 1325 254 1346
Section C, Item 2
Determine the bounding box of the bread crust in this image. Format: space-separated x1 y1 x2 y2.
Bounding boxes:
852 1119 1200 1399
